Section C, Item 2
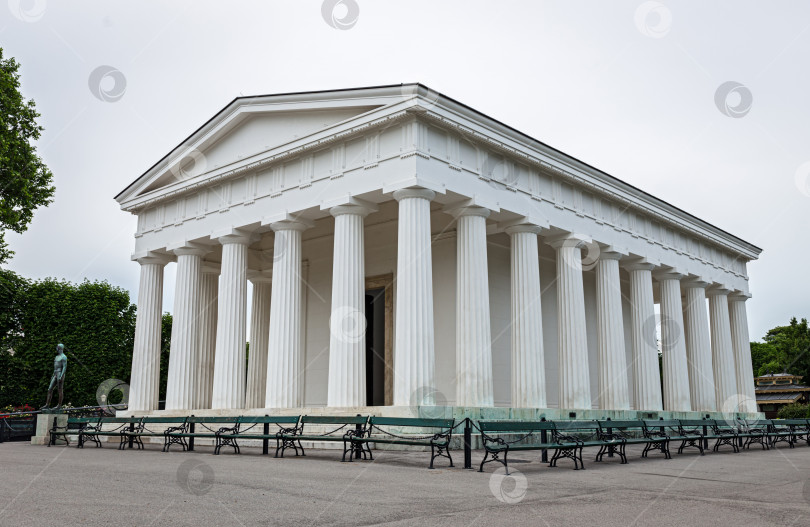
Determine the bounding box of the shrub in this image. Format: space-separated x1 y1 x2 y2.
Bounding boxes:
776 403 810 419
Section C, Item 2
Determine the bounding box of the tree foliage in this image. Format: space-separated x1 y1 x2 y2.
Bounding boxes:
776 402 810 419
750 317 810 381
0 48 55 263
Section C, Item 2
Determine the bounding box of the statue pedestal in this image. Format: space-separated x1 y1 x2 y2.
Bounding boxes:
31 413 67 446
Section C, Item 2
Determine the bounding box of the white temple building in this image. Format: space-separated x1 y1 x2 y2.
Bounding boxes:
115 84 762 419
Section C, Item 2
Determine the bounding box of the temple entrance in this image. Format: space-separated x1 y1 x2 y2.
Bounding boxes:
365 274 393 406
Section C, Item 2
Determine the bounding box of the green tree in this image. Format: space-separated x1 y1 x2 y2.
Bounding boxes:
0 49 55 263
750 317 810 381
0 269 137 407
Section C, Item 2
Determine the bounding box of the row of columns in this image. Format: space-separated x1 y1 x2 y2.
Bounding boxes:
128 187 757 414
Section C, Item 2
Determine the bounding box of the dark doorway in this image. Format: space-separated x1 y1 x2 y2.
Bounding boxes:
365 287 386 406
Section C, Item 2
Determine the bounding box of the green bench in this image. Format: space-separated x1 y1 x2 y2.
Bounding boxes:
597 419 671 461
676 419 739 454
68 417 142 449
734 419 771 450
210 416 302 456
479 420 621 473
49 417 95 446
646 419 706 455
352 417 455 469
162 416 239 453
119 417 190 451
766 419 810 448
277 415 369 461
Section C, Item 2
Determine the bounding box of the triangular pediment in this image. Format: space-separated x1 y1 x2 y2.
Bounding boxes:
139 106 380 196
115 84 427 206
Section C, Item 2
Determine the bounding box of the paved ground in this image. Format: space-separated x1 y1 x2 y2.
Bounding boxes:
1 440 809 526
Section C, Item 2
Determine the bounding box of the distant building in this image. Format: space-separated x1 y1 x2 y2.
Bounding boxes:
755 373 810 418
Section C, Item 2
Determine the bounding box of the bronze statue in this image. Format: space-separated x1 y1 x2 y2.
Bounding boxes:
43 343 67 410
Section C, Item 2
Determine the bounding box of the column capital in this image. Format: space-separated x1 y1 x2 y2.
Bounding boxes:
212 228 259 246
729 290 752 302
133 253 172 266
167 242 209 257
443 204 490 219
201 262 221 275
545 232 591 250
653 269 685 281
504 223 543 236
622 258 656 272
330 203 375 218
598 251 624 261
393 187 436 202
682 277 710 289
706 285 732 297
270 219 313 233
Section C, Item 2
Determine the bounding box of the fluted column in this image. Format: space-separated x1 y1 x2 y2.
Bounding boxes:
625 261 662 411
265 220 309 408
245 275 271 409
452 205 493 407
166 246 207 410
195 269 218 409
707 287 737 412
657 272 691 411
595 252 630 410
129 256 168 412
328 204 373 407
506 224 546 408
682 280 716 411
210 234 250 409
393 188 436 406
547 234 591 410
729 293 758 413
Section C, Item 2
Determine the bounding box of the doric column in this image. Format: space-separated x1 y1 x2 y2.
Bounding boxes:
165 246 207 411
245 274 271 409
129 256 168 412
595 252 630 410
682 280 716 411
265 220 309 408
707 287 737 412
506 224 546 408
624 261 662 411
195 268 218 409
211 234 251 409
393 188 436 406
656 271 691 411
452 205 493 407
728 292 758 413
328 203 374 407
547 234 591 410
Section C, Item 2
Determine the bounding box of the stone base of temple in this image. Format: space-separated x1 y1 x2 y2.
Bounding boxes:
116 405 764 421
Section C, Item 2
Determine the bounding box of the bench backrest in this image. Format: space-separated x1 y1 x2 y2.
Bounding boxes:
300 415 368 425
774 419 810 426
553 420 601 432
369 417 454 430
679 419 712 428
740 419 771 428
478 420 554 433
186 416 240 424
236 416 300 425
66 417 99 425
140 416 189 424
98 417 139 424
643 419 680 430
598 420 645 430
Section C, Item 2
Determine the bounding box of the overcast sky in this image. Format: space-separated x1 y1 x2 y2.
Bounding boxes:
1 0 808 341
